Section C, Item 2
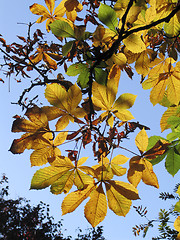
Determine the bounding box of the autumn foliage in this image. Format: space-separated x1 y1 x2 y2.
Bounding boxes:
1 0 180 236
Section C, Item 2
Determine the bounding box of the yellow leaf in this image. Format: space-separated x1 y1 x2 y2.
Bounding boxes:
142 159 159 188
108 180 139 200
67 84 82 112
30 165 70 189
164 11 180 36
111 53 127 67
74 170 94 189
43 52 57 70
45 83 69 110
92 25 117 49
10 106 49 154
45 83 84 130
107 65 121 104
55 115 71 130
30 147 61 166
160 106 179 132
142 57 180 105
113 93 137 110
77 157 89 167
123 33 146 53
135 50 152 76
54 0 66 18
110 155 128 176
111 154 129 165
51 170 74 194
127 156 143 187
114 109 135 121
42 106 65 121
30 131 67 166
128 156 159 188
54 131 68 145
84 183 107 227
52 156 74 169
45 0 55 14
135 129 148 154
61 183 95 215
174 216 180 232
106 182 132 216
30 3 50 20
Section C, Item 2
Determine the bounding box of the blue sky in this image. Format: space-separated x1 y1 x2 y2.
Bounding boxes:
0 1 180 239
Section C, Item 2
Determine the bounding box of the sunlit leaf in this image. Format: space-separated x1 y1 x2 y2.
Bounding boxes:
84 183 107 227
98 4 118 32
61 183 95 215
50 19 75 38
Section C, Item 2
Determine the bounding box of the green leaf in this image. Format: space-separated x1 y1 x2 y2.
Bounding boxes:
66 63 88 76
98 4 118 32
174 200 180 212
30 166 68 189
167 131 180 141
150 153 167 166
82 32 92 40
50 20 75 38
167 116 180 128
146 136 166 151
165 147 180 176
77 68 90 88
62 41 74 56
94 68 107 85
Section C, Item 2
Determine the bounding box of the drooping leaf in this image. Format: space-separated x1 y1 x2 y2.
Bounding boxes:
128 156 159 188
94 68 107 85
165 147 180 176
105 182 132 217
77 68 90 88
61 183 96 215
84 183 107 227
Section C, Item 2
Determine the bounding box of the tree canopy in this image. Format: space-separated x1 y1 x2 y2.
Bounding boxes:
0 0 180 238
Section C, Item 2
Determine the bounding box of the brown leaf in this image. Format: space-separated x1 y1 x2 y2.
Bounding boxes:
144 139 170 159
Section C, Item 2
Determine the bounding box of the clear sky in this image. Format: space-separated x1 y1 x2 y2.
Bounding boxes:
0 1 180 239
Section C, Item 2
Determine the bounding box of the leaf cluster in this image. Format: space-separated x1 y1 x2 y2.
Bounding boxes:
1 0 180 230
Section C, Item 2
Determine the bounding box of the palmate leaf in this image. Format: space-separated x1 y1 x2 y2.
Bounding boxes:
10 106 49 154
92 65 136 127
142 59 180 106
30 0 83 31
31 156 94 194
30 132 68 166
45 83 86 130
98 4 118 32
128 156 159 188
127 129 164 188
